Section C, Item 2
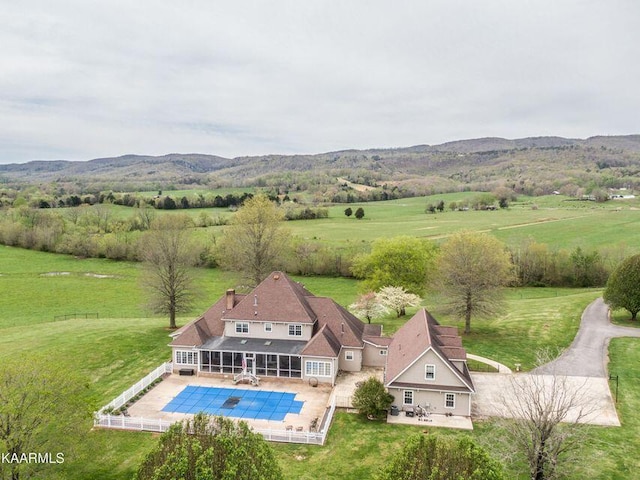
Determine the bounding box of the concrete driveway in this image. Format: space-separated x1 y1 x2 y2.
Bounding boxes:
471 373 620 426
472 298 640 427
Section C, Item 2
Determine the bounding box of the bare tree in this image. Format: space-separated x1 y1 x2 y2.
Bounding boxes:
65 206 82 225
90 204 113 233
140 215 198 329
499 353 596 480
134 206 157 231
216 194 289 286
435 231 514 333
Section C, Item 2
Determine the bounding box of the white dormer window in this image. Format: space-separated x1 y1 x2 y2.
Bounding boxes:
288 324 303 336
345 351 354 361
425 364 436 381
235 322 249 334
264 323 272 333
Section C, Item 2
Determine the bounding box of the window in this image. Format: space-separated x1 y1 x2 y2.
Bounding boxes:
345 351 354 361
175 350 197 365
379 349 388 356
305 361 332 377
235 322 249 334
289 324 303 336
445 393 455 409
403 390 414 405
264 322 272 333
425 364 436 381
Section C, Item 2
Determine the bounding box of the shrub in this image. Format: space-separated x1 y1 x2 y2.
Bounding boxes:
352 377 394 419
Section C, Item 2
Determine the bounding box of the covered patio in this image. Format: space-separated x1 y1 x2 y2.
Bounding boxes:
198 337 307 379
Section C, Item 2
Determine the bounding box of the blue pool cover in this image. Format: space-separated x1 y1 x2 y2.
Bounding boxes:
162 385 304 421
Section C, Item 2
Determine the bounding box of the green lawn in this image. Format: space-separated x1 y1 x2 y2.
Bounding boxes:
610 309 640 326
0 245 241 327
0 246 638 479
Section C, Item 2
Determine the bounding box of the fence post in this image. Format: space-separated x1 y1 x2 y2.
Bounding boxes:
609 374 619 403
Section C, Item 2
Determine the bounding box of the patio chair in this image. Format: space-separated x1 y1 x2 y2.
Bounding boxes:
417 404 432 422
309 417 319 432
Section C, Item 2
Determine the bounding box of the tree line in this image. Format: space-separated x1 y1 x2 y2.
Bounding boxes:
0 198 619 288
0 201 359 276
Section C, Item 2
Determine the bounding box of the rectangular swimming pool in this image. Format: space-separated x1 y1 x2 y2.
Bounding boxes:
162 385 304 421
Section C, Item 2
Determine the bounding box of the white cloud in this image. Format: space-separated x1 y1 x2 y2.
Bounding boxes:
1 0 638 163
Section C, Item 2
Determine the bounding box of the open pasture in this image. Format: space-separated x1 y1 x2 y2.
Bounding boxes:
47 193 640 254
0 245 232 328
285 194 640 251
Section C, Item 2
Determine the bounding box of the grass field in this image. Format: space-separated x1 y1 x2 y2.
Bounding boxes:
1 244 638 478
282 194 640 251
56 193 640 255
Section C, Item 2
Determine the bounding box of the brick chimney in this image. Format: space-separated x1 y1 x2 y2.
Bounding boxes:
226 289 235 310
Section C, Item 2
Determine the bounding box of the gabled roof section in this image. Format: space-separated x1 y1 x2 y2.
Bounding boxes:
363 322 392 347
363 324 383 337
169 271 378 357
301 324 342 358
364 336 392 347
440 346 467 361
385 308 474 392
170 296 244 347
385 309 433 383
223 272 317 324
306 297 366 348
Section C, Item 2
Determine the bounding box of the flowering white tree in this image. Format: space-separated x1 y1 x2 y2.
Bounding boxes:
377 286 421 317
349 292 388 323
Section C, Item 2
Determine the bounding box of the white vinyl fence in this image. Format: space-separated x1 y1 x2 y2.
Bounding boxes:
99 362 173 412
334 395 353 408
94 363 336 445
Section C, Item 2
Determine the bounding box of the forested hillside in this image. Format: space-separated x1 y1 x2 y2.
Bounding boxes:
1 135 639 198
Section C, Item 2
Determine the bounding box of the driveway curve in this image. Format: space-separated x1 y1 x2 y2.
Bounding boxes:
533 297 640 377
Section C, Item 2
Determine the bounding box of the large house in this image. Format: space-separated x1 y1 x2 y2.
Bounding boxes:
170 272 475 417
384 309 475 417
170 272 391 385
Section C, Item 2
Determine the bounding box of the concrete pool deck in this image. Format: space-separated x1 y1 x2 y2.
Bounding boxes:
127 373 333 432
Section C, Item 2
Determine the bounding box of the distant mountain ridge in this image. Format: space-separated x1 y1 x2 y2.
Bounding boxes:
1 135 640 189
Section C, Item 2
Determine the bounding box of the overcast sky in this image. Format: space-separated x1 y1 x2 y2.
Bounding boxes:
1 1 638 164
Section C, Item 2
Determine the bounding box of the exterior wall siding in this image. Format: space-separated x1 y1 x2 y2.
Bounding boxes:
223 320 314 341
388 387 471 417
396 349 467 388
362 344 387 367
338 348 362 372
